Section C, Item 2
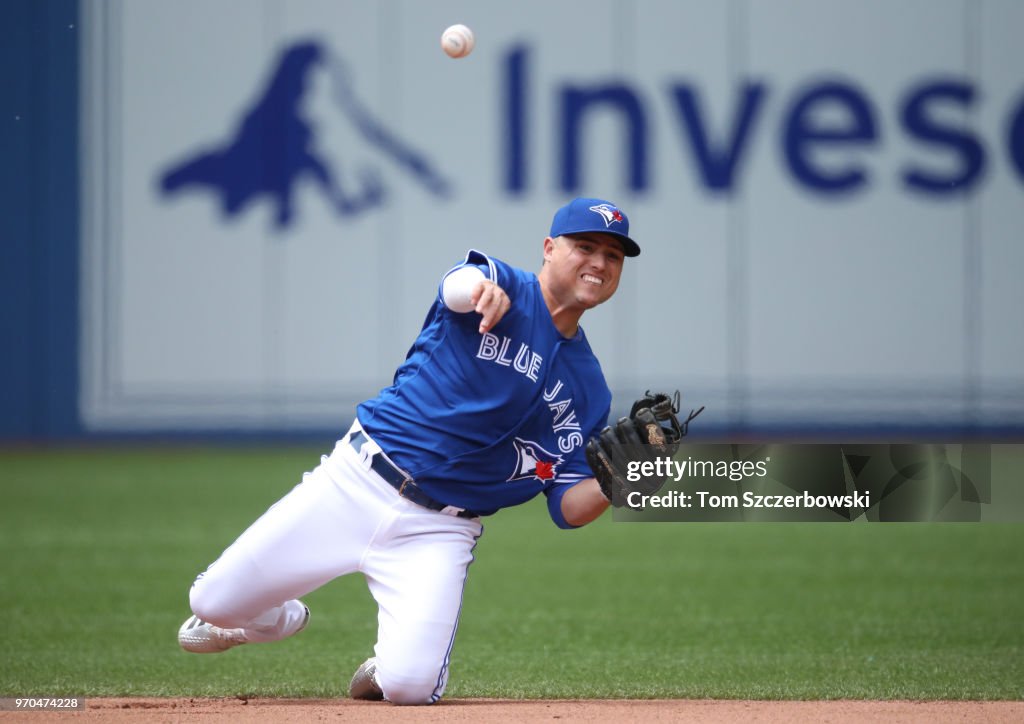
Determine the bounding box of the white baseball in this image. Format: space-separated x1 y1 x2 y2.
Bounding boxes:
441 24 475 58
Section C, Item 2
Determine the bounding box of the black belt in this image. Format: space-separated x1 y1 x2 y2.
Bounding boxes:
347 431 479 519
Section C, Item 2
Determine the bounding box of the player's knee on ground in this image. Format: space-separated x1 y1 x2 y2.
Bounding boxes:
383 684 439 706
376 667 443 706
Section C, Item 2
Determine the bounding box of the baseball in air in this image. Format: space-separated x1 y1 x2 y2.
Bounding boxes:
441 24 475 58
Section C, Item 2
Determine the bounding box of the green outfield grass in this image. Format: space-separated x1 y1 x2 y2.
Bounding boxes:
0 446 1021 700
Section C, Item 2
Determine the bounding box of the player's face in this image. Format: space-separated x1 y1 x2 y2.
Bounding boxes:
543 234 625 309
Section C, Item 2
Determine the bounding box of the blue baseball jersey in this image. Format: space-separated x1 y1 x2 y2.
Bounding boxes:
356 250 612 526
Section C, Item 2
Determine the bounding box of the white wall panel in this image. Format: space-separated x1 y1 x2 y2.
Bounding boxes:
79 0 1024 432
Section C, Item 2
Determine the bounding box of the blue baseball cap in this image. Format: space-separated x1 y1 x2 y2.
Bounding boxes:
549 197 640 257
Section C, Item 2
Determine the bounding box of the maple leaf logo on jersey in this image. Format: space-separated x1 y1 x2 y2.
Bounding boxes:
507 438 564 484
589 203 624 227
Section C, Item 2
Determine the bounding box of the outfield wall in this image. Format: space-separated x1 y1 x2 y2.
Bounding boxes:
3 0 1023 439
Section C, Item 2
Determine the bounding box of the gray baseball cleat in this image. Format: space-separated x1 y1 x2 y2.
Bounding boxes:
348 657 384 701
178 615 249 653
178 604 310 654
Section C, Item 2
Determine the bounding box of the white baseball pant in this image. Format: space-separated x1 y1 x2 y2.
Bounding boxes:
187 422 483 704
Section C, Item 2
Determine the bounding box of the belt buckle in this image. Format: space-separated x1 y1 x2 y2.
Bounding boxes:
397 478 413 497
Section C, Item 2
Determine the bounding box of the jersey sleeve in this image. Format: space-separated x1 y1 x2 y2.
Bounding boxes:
436 249 502 306
543 482 581 529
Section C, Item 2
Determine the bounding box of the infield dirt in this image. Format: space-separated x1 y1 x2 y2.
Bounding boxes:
4 698 1023 723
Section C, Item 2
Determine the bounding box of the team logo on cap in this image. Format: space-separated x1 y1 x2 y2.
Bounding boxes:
507 438 563 483
589 203 624 227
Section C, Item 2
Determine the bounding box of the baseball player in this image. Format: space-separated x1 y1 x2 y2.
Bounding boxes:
177 197 690 705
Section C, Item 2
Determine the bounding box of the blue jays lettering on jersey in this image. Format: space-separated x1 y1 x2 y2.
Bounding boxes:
357 250 611 524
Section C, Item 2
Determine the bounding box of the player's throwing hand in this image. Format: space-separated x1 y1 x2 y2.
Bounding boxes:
471 280 511 334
